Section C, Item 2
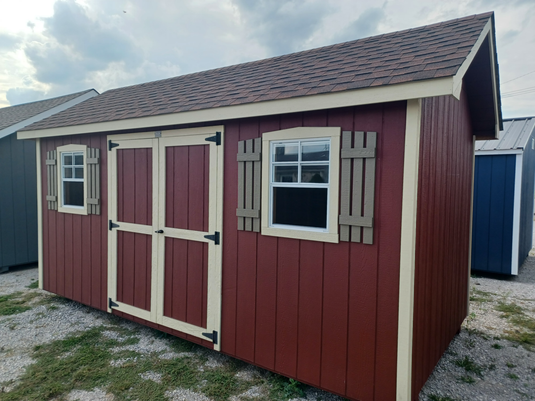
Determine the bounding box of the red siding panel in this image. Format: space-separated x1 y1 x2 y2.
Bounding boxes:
411 90 473 400
41 134 108 311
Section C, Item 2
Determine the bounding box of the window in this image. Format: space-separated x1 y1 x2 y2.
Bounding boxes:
261 127 340 243
57 144 88 214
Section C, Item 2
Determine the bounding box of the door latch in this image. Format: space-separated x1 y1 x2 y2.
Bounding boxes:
155 229 164 234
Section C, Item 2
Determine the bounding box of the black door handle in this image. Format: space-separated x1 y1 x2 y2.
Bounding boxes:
155 230 164 234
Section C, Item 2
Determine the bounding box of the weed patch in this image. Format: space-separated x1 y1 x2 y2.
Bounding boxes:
454 356 484 377
470 288 494 303
496 301 535 347
459 375 476 384
27 280 39 289
0 292 41 316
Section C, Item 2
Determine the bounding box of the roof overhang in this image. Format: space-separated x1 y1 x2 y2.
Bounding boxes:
17 76 464 140
452 16 502 140
2 90 98 140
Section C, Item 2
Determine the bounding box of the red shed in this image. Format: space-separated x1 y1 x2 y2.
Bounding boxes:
18 12 501 401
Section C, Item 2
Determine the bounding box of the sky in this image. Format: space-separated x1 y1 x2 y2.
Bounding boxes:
0 0 534 118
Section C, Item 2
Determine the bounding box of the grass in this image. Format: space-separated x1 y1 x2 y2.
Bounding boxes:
495 301 535 347
27 280 39 289
459 375 476 384
470 288 494 303
1 325 308 401
454 356 484 377
492 343 503 349
0 291 41 316
506 373 519 380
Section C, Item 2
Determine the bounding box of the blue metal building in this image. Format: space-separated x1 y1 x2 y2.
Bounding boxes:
472 117 535 275
0 90 98 273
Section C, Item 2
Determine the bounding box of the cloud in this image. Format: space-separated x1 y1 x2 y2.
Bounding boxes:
333 6 386 43
21 0 142 92
0 32 21 51
232 0 332 55
6 87 47 105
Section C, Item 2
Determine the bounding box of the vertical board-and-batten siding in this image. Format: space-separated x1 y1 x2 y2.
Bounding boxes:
222 102 406 401
40 134 108 310
411 91 474 400
0 134 37 270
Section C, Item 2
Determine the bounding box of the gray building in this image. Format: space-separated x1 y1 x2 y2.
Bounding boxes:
0 89 98 272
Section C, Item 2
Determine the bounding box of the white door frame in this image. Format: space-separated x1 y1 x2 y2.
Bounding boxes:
107 126 224 350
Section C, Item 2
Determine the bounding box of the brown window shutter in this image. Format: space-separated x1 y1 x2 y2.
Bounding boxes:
45 150 58 210
339 131 377 244
86 147 101 215
236 138 261 232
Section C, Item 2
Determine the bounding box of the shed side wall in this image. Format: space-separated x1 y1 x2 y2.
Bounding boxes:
221 102 406 401
471 154 515 274
40 134 108 311
411 91 474 399
0 134 37 270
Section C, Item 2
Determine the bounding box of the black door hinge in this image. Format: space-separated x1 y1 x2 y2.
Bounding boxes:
202 330 218 345
108 140 119 151
109 298 119 308
109 220 120 231
205 131 221 146
204 231 220 245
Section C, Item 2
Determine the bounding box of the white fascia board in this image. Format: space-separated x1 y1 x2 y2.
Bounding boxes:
18 77 454 140
3 90 98 140
511 154 523 275
475 149 522 156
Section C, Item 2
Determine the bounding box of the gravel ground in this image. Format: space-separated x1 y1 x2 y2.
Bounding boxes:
1 259 534 401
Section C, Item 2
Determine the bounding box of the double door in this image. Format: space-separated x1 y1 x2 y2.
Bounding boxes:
107 127 223 349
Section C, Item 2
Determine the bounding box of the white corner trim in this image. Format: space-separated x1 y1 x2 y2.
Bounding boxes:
511 154 523 275
18 78 455 140
452 19 492 99
5 90 98 140
36 139 43 290
396 98 422 401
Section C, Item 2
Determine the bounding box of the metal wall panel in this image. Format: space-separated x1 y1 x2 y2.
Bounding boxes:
0 133 37 271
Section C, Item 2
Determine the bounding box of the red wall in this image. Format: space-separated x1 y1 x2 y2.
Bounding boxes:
41 134 108 312
40 102 407 401
221 102 406 400
411 91 474 399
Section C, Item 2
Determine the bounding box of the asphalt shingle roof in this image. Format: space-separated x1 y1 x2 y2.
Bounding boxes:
0 89 95 132
23 12 493 132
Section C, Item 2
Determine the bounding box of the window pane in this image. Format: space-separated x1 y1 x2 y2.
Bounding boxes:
272 187 327 228
274 143 298 162
74 167 84 179
64 182 84 207
273 165 298 182
301 165 329 183
302 142 329 161
74 154 84 165
64 167 73 179
63 154 73 166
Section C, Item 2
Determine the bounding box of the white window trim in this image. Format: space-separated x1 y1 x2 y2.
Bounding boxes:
57 144 89 215
261 127 340 243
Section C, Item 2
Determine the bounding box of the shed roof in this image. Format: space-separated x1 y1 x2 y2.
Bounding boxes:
0 89 98 139
19 12 500 139
476 117 535 152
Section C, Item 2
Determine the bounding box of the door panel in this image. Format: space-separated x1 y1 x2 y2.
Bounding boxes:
117 148 153 225
165 145 209 232
117 231 152 311
163 237 208 328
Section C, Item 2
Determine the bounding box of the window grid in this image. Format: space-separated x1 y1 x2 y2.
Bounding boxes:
61 151 84 208
269 138 331 232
